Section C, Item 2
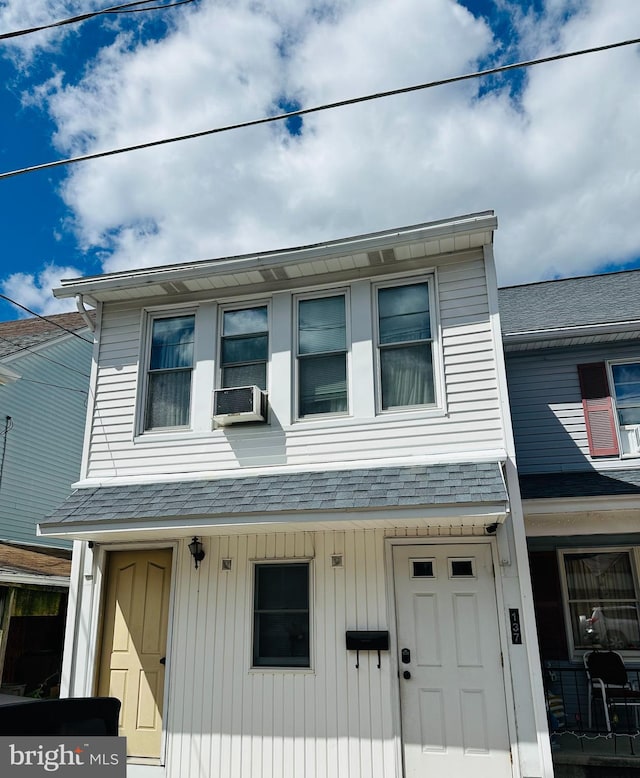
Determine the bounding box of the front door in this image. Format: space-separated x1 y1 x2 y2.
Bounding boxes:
393 543 512 778
97 549 172 759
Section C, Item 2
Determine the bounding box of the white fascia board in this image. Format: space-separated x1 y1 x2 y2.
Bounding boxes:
37 503 508 542
523 494 640 514
53 212 497 300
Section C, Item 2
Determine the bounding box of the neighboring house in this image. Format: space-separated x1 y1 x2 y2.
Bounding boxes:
0 313 93 696
500 271 640 771
40 212 552 778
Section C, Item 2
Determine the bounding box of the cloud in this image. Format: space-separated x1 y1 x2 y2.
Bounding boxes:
1 264 82 316
5 0 640 303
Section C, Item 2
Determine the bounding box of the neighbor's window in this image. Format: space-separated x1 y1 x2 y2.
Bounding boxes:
297 294 348 417
562 550 640 652
220 305 268 390
144 314 195 430
253 563 310 668
611 362 640 455
377 281 435 410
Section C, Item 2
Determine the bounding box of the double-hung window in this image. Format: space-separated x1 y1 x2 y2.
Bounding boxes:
376 280 435 410
297 294 348 417
220 305 269 390
611 361 640 456
253 562 310 668
144 314 195 430
561 549 640 653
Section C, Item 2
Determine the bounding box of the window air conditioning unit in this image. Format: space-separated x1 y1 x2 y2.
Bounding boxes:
213 386 267 426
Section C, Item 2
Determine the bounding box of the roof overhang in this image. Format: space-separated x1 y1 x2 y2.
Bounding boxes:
53 212 496 305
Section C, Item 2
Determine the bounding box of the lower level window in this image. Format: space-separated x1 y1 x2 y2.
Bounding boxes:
562 550 640 652
253 563 310 668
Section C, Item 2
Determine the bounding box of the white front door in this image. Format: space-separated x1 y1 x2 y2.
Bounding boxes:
393 543 512 778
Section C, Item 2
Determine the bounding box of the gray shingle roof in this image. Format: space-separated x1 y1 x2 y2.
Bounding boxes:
0 312 91 359
499 270 640 335
42 463 506 528
520 470 640 500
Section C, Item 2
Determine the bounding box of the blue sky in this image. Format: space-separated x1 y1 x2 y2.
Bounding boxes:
0 0 639 321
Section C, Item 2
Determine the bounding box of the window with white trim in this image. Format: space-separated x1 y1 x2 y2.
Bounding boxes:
220 305 269 390
560 549 640 653
253 562 310 668
376 280 435 410
610 361 640 456
144 314 195 430
296 293 348 418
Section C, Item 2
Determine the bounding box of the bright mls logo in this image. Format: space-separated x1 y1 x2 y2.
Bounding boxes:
0 737 126 776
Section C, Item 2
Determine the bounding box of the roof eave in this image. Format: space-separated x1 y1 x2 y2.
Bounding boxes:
53 212 496 300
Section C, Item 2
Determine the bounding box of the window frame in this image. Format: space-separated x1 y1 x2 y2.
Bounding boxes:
294 289 351 421
558 547 640 660
607 359 640 458
138 309 197 434
216 300 271 392
373 275 439 414
250 559 313 671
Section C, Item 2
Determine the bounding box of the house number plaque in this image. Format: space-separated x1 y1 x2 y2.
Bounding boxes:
509 609 522 644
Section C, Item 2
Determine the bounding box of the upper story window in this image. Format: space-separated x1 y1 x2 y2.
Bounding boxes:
297 293 348 418
560 549 640 655
144 314 195 430
220 305 269 390
611 362 640 455
376 280 435 410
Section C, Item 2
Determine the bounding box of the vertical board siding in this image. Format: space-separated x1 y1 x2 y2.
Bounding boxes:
166 529 398 778
85 256 504 480
506 343 640 473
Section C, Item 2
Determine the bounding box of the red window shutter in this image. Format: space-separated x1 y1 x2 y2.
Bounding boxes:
577 363 619 457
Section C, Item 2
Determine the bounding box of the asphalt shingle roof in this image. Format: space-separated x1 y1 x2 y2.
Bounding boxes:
0 312 91 359
42 462 506 528
498 270 640 335
519 469 640 500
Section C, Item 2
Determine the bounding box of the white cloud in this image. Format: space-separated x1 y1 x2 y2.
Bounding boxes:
1 265 82 315
6 0 640 297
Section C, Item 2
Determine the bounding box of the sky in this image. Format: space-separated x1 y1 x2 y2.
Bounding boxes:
0 0 639 321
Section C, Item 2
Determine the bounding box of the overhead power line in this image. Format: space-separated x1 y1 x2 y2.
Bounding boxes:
0 0 197 41
0 35 638 182
0 294 94 344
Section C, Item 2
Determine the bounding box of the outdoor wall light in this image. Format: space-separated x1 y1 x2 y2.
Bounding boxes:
188 536 205 569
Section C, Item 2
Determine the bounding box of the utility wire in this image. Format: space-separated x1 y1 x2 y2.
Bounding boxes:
0 0 196 41
0 334 91 378
0 294 94 343
15 377 88 394
0 35 638 181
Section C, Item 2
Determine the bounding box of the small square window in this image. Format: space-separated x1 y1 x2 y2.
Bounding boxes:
449 559 475 578
411 559 435 578
253 563 310 668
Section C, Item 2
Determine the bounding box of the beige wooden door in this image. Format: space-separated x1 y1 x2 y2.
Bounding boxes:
98 549 172 759
393 543 512 778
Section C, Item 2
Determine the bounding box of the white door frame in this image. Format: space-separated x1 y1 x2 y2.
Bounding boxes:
84 540 180 768
384 536 520 778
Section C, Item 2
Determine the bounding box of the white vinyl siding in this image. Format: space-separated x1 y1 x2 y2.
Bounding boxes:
84 255 504 480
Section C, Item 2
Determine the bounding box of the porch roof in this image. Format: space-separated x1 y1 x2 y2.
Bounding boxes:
39 462 508 540
520 469 640 500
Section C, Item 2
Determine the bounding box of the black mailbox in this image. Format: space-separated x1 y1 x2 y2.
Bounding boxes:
345 630 390 669
345 630 389 651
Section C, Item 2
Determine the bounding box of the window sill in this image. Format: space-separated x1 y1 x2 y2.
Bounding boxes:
248 667 315 674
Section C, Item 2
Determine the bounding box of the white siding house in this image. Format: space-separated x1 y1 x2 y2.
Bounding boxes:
41 213 552 778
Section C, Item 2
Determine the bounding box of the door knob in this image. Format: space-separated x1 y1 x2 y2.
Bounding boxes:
160 657 166 665
403 670 411 680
